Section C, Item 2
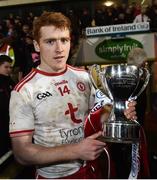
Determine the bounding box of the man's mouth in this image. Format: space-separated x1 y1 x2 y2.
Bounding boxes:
54 56 64 60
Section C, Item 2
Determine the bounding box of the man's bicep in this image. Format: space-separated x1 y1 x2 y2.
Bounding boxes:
11 134 33 164
11 134 33 145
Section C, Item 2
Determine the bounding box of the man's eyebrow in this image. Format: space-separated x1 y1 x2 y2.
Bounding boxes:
44 37 70 41
44 38 56 41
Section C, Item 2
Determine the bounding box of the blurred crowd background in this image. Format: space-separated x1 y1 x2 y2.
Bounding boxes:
0 0 157 82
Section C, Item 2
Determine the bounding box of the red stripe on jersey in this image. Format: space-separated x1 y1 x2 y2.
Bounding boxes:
14 70 37 92
14 69 34 90
67 65 87 72
14 69 35 90
10 129 34 137
34 66 67 76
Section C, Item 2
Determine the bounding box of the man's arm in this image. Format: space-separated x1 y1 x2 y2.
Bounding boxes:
11 131 106 165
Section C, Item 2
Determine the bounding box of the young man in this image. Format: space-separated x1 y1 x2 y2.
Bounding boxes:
9 12 137 179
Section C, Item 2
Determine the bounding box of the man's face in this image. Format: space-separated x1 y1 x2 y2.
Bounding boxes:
0 61 12 76
34 26 71 73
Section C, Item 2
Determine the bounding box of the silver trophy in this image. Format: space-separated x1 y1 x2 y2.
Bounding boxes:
90 64 150 143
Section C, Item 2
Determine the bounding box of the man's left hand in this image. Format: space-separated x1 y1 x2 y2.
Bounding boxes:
124 101 137 120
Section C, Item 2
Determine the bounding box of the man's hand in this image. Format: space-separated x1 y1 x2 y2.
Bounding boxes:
75 131 106 161
124 101 137 120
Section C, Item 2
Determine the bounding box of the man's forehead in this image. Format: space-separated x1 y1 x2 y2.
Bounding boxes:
41 26 69 33
40 26 70 38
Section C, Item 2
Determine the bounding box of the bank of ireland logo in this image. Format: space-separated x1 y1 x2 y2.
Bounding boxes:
77 82 86 91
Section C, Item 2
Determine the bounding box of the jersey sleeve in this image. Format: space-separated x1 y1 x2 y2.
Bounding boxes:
9 90 34 137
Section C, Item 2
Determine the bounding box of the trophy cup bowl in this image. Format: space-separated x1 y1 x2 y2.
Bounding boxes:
90 64 150 143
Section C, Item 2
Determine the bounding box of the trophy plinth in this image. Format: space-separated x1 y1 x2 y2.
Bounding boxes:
90 64 150 144
104 121 140 143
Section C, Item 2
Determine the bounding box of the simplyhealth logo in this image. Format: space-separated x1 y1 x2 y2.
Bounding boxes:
95 37 143 61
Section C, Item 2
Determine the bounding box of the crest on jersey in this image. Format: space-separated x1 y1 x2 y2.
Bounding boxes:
77 82 86 91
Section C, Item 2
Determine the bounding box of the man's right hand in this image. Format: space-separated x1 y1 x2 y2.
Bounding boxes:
75 131 106 161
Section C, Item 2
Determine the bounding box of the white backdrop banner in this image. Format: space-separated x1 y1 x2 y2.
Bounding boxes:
75 33 156 65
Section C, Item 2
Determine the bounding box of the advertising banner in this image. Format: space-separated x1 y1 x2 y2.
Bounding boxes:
86 22 150 37
75 33 156 65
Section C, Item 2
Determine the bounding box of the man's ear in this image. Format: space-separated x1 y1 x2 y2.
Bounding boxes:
33 40 40 52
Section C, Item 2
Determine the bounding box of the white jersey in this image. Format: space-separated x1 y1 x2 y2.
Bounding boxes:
9 65 96 178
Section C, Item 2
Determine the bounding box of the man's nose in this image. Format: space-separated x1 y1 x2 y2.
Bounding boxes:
56 41 63 52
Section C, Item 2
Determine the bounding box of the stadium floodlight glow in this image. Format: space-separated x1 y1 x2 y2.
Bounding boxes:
104 0 114 7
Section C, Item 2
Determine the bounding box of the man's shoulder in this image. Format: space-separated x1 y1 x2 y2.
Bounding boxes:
14 69 37 92
67 65 90 82
67 65 89 77
67 65 87 72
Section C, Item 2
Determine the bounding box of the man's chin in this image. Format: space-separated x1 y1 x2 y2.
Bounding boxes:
54 65 66 73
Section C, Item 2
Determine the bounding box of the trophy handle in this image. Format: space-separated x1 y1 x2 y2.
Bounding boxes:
89 64 103 90
129 68 150 101
100 71 113 101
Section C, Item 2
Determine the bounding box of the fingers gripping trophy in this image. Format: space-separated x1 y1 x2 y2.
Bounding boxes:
90 64 150 144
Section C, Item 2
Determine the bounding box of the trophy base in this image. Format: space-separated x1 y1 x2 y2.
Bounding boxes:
103 121 140 144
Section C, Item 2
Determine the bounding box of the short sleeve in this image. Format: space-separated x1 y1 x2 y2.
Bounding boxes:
9 90 34 137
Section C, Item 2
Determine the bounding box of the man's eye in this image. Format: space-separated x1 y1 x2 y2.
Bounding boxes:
61 38 69 43
47 40 55 44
